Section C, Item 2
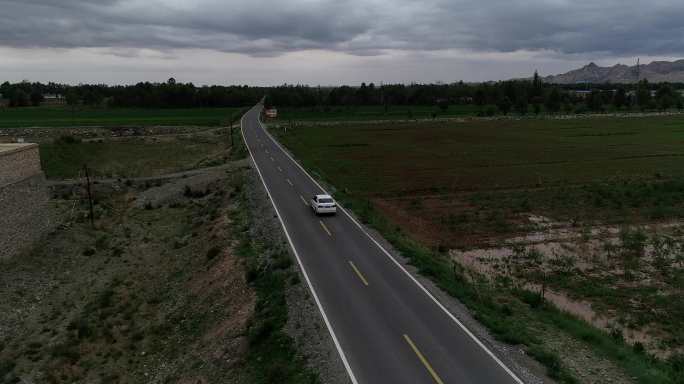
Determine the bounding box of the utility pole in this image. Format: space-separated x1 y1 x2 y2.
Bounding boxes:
635 58 641 107
230 115 234 148
83 165 94 228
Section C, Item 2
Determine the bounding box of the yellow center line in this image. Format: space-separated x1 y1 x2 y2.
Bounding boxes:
286 179 294 186
348 261 369 286
300 195 308 206
403 334 445 384
319 220 332 237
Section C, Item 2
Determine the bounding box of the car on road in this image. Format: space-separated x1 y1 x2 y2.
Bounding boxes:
311 194 337 215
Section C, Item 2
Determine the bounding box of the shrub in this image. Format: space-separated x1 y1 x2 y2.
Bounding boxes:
633 342 645 354
50 342 79 362
206 246 221 260
0 358 15 377
55 135 81 145
273 254 293 270
528 345 577 382
246 266 260 283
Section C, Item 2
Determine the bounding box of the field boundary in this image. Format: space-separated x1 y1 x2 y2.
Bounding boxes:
272 109 684 126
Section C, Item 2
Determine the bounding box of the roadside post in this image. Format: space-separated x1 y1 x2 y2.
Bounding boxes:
83 165 95 228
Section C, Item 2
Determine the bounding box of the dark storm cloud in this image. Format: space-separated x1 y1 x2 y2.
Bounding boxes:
1 0 684 57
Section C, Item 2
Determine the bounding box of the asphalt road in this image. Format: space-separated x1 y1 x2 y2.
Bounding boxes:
241 105 524 384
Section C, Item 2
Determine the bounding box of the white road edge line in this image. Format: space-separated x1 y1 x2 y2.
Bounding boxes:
257 112 525 384
240 109 360 384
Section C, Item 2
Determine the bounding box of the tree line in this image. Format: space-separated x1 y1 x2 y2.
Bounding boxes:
0 78 263 108
266 73 684 115
2 74 683 114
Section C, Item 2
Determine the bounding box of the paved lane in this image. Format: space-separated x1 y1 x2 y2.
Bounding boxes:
241 105 524 384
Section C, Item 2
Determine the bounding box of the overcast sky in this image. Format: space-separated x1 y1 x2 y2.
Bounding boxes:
0 0 682 85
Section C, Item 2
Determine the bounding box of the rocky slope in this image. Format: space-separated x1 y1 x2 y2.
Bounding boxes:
545 60 684 84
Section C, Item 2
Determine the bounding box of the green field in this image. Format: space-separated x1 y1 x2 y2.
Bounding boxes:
273 116 684 193
272 116 684 244
272 105 482 122
0 107 244 128
40 136 229 179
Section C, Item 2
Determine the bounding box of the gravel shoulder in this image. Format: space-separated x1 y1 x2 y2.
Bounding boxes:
242 160 350 384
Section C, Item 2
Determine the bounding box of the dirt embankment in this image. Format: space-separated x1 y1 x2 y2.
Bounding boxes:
0 166 254 383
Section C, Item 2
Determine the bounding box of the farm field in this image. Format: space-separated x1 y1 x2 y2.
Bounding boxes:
271 115 684 245
0 107 244 128
271 115 684 382
271 104 482 122
40 135 230 179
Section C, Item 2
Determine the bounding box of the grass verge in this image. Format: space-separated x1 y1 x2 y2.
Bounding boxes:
232 172 321 384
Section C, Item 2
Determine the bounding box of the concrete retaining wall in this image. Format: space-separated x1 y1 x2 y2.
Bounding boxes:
0 144 51 260
0 175 51 260
0 144 42 187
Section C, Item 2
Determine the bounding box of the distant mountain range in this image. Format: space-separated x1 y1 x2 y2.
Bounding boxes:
544 60 684 84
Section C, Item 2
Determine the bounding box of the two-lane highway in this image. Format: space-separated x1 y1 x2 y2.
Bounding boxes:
241 105 524 384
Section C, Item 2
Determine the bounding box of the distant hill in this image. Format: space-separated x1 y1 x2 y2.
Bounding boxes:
544 60 684 84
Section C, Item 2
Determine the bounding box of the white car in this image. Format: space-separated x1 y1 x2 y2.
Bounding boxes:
311 194 337 215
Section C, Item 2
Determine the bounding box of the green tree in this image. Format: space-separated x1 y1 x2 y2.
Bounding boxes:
531 70 543 98
533 103 541 115
544 88 561 114
636 80 652 111
497 96 512 115
514 88 528 115
473 88 486 106
613 88 627 109
656 84 676 111
587 90 605 112
30 92 44 107
9 89 29 107
65 90 80 106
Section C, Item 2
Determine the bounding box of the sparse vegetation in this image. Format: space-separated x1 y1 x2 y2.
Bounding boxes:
40 135 230 179
230 172 321 384
0 126 324 384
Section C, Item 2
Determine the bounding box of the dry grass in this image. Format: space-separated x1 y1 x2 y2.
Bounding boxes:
0 172 253 384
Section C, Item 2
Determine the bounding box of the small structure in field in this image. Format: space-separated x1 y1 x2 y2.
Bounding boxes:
41 94 66 106
265 108 278 118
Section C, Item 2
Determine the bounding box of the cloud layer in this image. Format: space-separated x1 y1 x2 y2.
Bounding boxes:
2 0 684 57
